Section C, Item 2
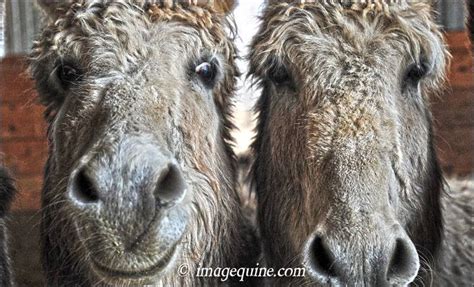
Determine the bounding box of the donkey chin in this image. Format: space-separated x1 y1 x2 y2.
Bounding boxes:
77 206 188 284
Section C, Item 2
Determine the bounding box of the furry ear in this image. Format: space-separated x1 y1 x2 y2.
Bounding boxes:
36 0 74 19
214 0 237 15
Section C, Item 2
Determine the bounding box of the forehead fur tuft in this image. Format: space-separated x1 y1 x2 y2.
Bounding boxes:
31 0 236 61
37 0 231 26
250 0 448 92
147 3 217 29
268 0 433 11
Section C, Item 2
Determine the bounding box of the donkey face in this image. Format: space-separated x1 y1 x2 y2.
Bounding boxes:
31 1 240 285
250 2 447 285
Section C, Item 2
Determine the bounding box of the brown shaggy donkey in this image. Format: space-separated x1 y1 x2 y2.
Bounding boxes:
249 0 472 286
29 0 259 286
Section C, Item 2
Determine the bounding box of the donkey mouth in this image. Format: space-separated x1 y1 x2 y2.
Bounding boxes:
92 243 179 280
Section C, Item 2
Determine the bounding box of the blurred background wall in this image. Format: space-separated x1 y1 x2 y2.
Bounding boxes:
3 0 42 56
0 1 472 286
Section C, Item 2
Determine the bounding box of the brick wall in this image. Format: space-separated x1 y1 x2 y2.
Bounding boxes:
432 31 474 176
0 56 47 211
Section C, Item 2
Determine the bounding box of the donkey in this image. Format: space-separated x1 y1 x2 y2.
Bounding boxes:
0 166 15 286
29 0 259 285
249 0 471 285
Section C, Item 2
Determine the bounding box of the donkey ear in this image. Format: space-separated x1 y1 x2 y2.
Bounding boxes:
36 0 73 19
214 0 238 15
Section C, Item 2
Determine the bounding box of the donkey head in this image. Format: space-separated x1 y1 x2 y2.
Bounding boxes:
250 1 447 285
31 0 240 285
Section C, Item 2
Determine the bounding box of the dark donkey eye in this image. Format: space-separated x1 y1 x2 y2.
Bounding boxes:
404 61 430 86
56 63 83 89
195 61 218 88
268 63 292 87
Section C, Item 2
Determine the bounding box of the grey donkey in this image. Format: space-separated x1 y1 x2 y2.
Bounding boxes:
249 0 472 286
29 0 259 286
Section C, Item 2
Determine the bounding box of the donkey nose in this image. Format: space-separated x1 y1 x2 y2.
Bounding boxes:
306 229 419 285
385 235 420 284
306 234 338 281
154 163 186 208
69 167 101 204
68 153 187 209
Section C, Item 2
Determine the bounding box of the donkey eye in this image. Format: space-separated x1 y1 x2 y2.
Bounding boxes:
56 63 82 89
269 65 292 87
195 62 218 88
404 61 429 86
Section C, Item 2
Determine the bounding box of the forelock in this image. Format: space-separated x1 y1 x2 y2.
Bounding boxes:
249 1 447 92
32 0 235 57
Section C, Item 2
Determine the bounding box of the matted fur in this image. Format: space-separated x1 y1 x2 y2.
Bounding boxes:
248 1 463 286
30 1 259 286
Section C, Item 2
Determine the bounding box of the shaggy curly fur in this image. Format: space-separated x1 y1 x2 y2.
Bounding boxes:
247 0 468 286
29 1 259 286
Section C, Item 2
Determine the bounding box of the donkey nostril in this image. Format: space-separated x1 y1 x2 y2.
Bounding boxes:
386 238 420 284
155 163 186 207
70 168 100 204
309 235 338 278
